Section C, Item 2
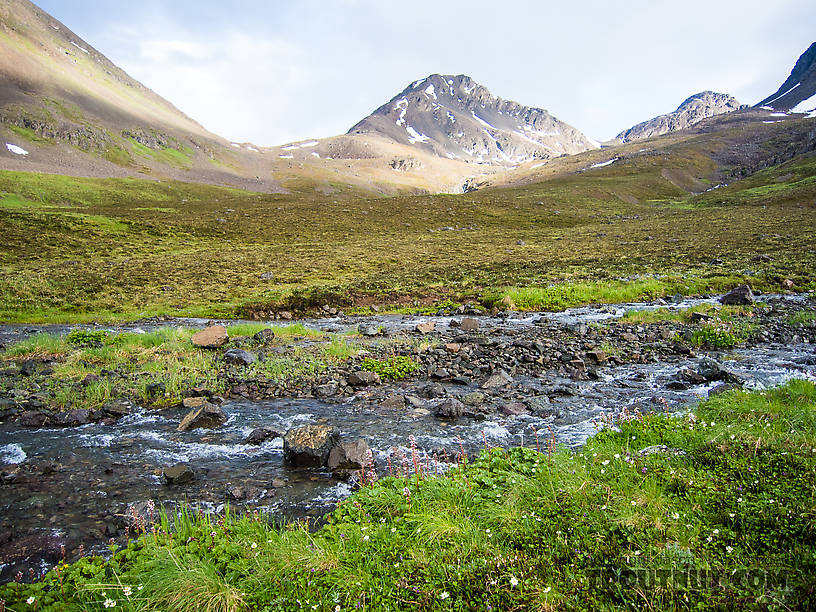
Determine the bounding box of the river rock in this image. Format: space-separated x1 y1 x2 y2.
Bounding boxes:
380 394 406 409
460 317 480 331
347 371 380 386
720 285 754 305
462 392 486 406
191 325 228 348
223 349 256 366
697 358 743 383
481 370 513 389
314 382 339 398
358 323 381 337
500 402 530 417
283 424 340 467
18 410 49 427
433 397 464 419
243 427 284 445
177 402 227 431
163 464 195 485
327 438 371 477
53 409 91 427
415 322 436 334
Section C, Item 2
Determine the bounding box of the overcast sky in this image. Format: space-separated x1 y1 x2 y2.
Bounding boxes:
35 0 815 146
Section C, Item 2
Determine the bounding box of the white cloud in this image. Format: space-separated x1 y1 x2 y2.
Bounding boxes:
39 0 816 145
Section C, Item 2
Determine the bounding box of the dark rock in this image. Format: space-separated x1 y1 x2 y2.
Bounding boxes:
451 376 471 385
380 394 406 409
481 370 512 389
223 349 257 366
418 383 446 399
163 464 195 485
18 410 49 427
191 325 229 348
102 399 133 418
347 371 380 387
19 360 37 376
679 368 707 385
144 382 165 397
720 285 754 305
283 424 340 467
690 312 714 323
81 373 101 386
177 402 227 431
709 383 740 396
431 368 450 380
53 409 91 427
433 397 465 419
358 323 381 337
500 402 530 416
586 349 607 363
314 382 339 398
252 328 275 344
243 427 284 445
328 438 372 477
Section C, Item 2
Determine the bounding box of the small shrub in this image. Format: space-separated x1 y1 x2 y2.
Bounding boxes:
690 318 754 348
361 355 420 380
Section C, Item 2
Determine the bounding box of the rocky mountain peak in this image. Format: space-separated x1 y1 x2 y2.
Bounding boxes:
615 91 743 143
348 74 598 165
756 42 816 112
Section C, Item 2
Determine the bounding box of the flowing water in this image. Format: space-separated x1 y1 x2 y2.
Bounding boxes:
1 296 814 579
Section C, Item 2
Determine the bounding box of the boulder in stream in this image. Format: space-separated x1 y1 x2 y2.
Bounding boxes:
177 401 227 431
243 427 284 445
163 464 195 485
347 371 380 387
720 285 754 306
433 397 465 419
283 424 340 467
328 438 372 478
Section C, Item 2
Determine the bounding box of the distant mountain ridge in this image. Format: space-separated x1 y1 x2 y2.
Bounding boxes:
348 74 598 165
756 41 816 113
615 91 743 143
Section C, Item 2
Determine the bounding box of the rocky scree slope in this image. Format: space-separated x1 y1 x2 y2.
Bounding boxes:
348 73 598 165
615 91 743 143
757 41 816 113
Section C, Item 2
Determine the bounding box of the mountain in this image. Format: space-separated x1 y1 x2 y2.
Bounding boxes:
614 91 743 144
756 41 816 113
0 0 281 191
348 74 598 165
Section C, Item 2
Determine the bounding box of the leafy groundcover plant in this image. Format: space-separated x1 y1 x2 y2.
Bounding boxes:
2 381 815 611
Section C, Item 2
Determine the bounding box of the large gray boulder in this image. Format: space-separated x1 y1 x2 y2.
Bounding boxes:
327 438 372 477
720 285 754 305
283 424 340 467
433 397 465 419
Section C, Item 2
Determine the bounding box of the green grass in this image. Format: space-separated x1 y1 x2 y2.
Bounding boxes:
0 141 814 322
2 380 815 610
1 324 361 410
128 139 194 170
787 309 816 326
7 124 52 144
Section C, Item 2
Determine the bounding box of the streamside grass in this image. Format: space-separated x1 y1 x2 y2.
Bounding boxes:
3 381 814 610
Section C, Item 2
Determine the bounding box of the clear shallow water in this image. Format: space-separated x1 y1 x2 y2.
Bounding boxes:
0 297 814 579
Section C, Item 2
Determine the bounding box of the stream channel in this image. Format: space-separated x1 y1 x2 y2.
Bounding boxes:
1 294 814 580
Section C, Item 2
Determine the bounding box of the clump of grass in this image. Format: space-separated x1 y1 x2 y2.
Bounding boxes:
690 318 757 348
786 309 816 326
2 381 815 610
361 355 420 380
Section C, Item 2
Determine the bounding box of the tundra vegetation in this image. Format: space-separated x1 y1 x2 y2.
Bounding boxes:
0 146 814 323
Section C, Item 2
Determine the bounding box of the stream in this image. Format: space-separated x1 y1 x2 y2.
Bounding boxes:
1 295 814 580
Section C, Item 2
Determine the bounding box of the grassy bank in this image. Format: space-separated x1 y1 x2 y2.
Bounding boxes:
2 380 814 610
1 148 815 323
1 324 363 410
